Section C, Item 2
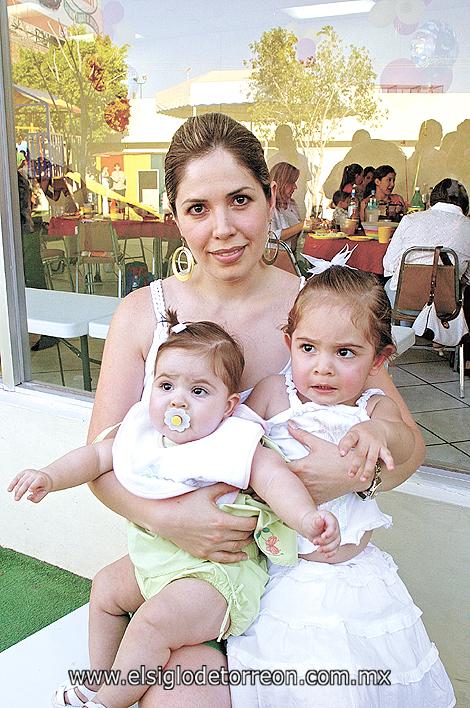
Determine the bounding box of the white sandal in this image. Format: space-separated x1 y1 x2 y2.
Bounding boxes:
51 682 97 707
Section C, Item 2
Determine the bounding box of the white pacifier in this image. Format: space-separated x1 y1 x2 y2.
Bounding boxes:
164 407 191 432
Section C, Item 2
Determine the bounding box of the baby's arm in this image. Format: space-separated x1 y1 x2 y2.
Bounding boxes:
250 444 340 557
338 394 416 479
8 439 114 503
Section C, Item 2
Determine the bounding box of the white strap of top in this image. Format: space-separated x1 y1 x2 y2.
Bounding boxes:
284 368 302 408
355 388 385 409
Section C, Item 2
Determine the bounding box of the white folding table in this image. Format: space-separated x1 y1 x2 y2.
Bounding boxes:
26 289 119 391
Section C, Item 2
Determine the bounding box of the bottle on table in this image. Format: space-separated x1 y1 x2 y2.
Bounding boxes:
411 187 425 211
347 188 359 220
365 190 380 222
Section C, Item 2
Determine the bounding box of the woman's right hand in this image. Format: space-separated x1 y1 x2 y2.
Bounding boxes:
160 483 257 563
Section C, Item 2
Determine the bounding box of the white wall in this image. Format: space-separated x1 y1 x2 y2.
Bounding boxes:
0 387 127 579
374 470 470 708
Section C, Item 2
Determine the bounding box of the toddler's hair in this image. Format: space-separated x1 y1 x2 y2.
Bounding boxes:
156 309 244 394
332 190 349 206
284 266 394 355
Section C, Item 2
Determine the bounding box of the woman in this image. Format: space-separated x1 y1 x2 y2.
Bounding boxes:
340 162 363 194
360 164 407 223
87 113 424 707
362 164 375 193
383 178 470 302
269 161 304 253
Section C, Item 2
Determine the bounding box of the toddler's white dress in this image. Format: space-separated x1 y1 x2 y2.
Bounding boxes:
227 370 455 707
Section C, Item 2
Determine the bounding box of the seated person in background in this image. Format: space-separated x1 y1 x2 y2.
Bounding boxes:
360 164 407 223
362 165 375 193
269 161 305 253
331 190 350 229
340 163 363 195
383 178 470 307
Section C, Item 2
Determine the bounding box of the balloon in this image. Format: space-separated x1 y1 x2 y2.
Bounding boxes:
369 0 396 27
422 66 453 91
296 37 316 62
395 0 425 25
394 17 419 35
103 1 125 37
411 21 458 69
380 58 422 86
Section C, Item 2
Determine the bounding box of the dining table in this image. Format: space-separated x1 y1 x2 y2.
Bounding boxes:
302 233 389 276
47 216 181 278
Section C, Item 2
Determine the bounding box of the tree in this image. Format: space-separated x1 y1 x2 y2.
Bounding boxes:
13 27 128 175
247 26 383 206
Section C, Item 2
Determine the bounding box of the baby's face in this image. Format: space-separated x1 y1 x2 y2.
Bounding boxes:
149 348 238 443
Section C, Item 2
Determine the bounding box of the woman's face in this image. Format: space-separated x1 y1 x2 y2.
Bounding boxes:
362 171 374 189
174 148 274 281
375 172 396 197
283 181 297 201
354 171 364 186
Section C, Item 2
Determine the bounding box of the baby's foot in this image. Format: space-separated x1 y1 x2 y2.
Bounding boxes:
300 510 326 544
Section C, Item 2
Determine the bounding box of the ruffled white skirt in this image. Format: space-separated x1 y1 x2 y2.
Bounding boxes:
227 544 455 707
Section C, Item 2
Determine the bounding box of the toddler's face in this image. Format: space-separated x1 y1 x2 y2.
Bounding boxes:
149 348 239 443
286 301 385 407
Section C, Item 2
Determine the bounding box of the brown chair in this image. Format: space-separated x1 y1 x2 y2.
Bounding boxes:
268 238 302 276
76 221 125 296
392 245 466 398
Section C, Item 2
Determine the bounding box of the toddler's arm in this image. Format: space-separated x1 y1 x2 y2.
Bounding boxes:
250 445 340 557
338 394 416 479
8 438 114 503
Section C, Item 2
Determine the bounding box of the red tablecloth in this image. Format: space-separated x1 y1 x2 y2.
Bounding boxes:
48 217 180 240
302 236 388 276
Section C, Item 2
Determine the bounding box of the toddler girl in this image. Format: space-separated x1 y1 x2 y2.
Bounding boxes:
9 313 339 708
228 266 455 707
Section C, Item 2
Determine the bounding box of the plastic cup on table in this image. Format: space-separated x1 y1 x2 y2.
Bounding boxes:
378 225 394 244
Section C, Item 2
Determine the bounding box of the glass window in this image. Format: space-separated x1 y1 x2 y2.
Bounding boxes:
3 0 470 472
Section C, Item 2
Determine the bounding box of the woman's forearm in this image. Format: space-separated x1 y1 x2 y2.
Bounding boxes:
379 424 425 491
281 222 303 241
88 470 172 534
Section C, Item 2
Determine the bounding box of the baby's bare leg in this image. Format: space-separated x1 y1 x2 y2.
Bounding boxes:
94 578 228 708
88 555 145 680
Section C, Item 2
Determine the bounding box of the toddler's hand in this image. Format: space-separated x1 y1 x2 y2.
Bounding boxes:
301 510 341 558
8 469 53 503
338 422 394 484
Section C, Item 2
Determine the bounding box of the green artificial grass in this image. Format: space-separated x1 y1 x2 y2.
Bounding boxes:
0 546 91 652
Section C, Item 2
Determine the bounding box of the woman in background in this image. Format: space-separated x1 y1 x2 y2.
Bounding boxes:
340 163 363 195
361 164 407 223
269 161 305 253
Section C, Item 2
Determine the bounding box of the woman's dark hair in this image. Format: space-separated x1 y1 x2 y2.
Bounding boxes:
363 166 375 179
156 309 245 394
165 113 271 214
373 165 396 182
430 179 469 216
284 266 394 356
340 163 363 190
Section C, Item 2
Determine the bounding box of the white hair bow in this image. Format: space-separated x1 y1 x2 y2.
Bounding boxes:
302 244 358 275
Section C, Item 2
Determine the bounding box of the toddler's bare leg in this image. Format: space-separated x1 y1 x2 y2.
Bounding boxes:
93 578 228 708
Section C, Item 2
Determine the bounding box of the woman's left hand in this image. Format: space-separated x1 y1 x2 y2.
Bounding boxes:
286 422 368 505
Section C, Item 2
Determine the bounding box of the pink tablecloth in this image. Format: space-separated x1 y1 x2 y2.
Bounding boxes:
48 217 180 240
302 236 389 276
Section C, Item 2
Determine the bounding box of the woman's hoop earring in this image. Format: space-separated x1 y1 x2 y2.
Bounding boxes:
262 225 279 265
171 242 195 281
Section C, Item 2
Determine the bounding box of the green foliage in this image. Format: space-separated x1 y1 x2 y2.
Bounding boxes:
13 27 128 170
247 26 383 200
